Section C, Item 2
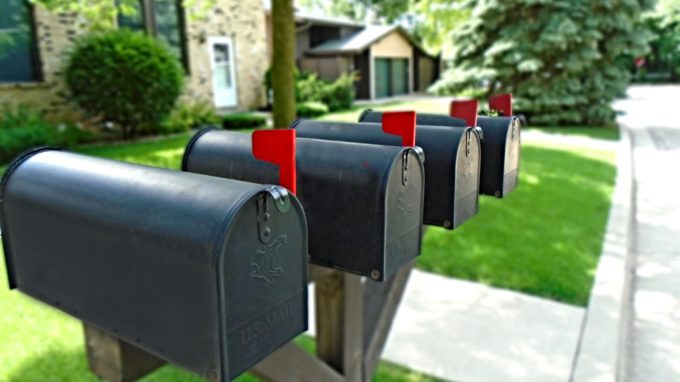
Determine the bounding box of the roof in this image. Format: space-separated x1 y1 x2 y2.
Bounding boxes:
307 25 434 57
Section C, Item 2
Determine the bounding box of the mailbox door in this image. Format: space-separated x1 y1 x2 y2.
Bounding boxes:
502 117 521 195
476 116 521 197
222 189 308 379
383 149 424 279
453 129 482 227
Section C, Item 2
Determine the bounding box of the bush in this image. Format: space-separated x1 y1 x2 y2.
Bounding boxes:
297 101 329 117
221 113 267 130
295 73 327 103
323 73 356 112
160 100 220 134
0 105 93 163
65 29 184 138
294 71 357 112
266 69 357 113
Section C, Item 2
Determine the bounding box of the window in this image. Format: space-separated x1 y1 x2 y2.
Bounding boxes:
117 0 189 71
0 0 41 83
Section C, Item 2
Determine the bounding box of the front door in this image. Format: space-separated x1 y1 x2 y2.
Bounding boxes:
209 37 238 108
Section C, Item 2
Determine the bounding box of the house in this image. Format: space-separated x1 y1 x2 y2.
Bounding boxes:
0 0 268 120
264 9 441 100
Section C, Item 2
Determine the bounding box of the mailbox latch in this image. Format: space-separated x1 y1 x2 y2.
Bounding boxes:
257 186 291 243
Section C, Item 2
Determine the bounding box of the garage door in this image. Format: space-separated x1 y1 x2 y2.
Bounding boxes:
374 58 409 98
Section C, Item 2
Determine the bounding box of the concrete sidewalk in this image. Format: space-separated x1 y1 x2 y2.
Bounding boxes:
306 270 586 382
617 85 680 381
382 271 584 382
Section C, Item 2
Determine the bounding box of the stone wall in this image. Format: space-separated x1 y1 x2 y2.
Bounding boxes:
0 0 268 122
180 0 268 109
0 6 84 121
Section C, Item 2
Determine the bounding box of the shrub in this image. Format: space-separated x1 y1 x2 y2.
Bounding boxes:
296 73 327 103
65 29 184 138
294 71 357 112
222 113 267 130
0 105 93 163
160 100 220 134
323 72 356 112
297 101 329 117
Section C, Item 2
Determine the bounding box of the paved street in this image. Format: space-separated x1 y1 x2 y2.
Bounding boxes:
616 86 680 381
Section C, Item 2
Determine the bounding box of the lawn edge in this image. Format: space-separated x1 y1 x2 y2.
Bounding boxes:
570 124 635 381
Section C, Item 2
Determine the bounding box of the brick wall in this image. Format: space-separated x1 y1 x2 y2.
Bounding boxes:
0 0 267 122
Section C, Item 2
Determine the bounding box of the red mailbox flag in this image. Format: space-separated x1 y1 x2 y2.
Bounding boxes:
450 99 478 127
252 129 297 195
381 111 417 146
489 93 513 117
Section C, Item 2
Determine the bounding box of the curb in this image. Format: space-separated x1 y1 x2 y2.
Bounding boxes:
571 125 635 381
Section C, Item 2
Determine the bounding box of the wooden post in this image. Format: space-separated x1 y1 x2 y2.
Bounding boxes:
83 324 165 382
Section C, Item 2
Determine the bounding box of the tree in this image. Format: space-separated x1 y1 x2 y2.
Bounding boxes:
271 0 296 128
29 0 214 30
410 0 467 57
298 0 410 23
641 0 680 81
430 0 655 126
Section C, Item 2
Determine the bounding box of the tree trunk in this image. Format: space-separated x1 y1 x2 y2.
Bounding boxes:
271 0 296 128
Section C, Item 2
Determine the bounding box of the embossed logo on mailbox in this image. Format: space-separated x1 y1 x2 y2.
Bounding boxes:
397 184 414 217
251 235 287 286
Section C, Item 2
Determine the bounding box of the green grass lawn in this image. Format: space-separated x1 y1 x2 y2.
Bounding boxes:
0 99 617 380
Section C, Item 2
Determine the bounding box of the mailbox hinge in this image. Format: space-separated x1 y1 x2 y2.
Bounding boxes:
257 186 291 244
465 130 472 158
402 151 409 186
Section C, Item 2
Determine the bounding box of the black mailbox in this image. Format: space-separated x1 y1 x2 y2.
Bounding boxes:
182 129 425 281
293 116 481 230
0 148 308 381
359 101 520 198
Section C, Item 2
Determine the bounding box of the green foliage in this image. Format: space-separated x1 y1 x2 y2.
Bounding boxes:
297 0 409 23
410 0 468 57
478 108 503 117
430 0 655 126
65 30 184 138
295 72 357 112
30 0 215 30
295 73 328 103
221 113 267 130
636 0 680 82
297 101 329 117
324 72 356 111
0 105 92 163
160 100 220 134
